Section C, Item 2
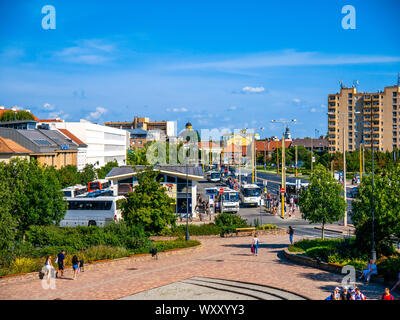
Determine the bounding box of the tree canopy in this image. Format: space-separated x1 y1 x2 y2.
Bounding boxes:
0 110 35 122
120 167 176 234
351 164 400 256
298 164 346 239
0 159 67 234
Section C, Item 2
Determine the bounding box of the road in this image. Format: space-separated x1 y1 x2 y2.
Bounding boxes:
196 177 350 240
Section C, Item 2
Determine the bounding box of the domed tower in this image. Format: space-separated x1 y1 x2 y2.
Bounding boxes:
284 125 292 141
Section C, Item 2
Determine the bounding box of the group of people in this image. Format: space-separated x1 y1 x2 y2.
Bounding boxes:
327 286 396 300
326 287 367 300
42 250 84 281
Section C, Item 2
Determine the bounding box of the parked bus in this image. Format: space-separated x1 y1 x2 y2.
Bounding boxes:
220 187 240 213
60 195 125 227
62 185 88 198
207 171 221 182
239 183 262 207
88 179 111 192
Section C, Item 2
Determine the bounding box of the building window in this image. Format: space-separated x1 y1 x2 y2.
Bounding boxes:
394 98 398 104
393 92 397 97
348 93 353 98
393 105 397 110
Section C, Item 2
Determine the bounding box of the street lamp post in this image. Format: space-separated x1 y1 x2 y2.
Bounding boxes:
370 106 376 261
327 111 360 227
271 119 296 218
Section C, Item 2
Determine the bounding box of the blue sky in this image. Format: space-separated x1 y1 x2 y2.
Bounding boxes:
0 0 399 138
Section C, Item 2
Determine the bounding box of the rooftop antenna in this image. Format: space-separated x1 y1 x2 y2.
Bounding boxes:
339 80 343 89
397 73 400 87
353 80 359 89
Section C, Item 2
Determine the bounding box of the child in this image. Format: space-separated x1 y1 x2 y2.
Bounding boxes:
79 259 84 272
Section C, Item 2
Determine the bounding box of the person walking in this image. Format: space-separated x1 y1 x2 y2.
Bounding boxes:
44 255 54 280
287 226 294 245
381 288 394 300
72 255 79 280
353 287 366 300
56 250 66 278
340 288 351 300
252 233 260 256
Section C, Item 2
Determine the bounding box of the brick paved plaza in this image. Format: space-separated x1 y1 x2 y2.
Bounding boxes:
0 234 396 300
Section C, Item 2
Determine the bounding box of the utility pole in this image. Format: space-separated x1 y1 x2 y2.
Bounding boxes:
359 144 362 181
343 115 348 227
271 119 296 218
371 105 376 261
311 136 313 172
295 144 298 177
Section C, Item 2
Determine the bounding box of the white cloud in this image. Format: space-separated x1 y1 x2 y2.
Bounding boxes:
310 108 318 113
241 86 265 94
54 39 116 65
227 105 237 111
292 98 301 104
167 107 189 112
167 50 400 71
43 103 55 111
86 107 107 120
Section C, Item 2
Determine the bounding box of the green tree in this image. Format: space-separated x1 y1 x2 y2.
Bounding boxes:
351 164 400 256
127 145 150 165
79 164 97 186
96 161 119 179
0 159 67 234
0 110 35 122
120 167 176 234
57 165 81 188
298 164 346 239
0 177 17 258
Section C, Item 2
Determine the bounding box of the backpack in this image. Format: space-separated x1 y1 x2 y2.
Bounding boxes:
39 271 45 279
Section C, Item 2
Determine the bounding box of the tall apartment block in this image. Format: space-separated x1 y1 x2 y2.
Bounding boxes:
328 81 400 153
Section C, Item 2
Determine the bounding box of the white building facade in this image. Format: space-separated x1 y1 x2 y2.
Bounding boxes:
50 120 129 168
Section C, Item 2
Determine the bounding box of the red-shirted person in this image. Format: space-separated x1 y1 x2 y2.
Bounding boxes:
381 288 394 300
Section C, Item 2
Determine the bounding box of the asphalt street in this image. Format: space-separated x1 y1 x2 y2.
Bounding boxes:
196 176 350 240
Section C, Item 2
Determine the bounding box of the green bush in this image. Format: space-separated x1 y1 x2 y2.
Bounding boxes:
292 238 344 252
152 238 200 252
377 255 400 281
305 246 336 262
214 213 248 234
257 224 277 230
163 224 222 236
288 244 304 253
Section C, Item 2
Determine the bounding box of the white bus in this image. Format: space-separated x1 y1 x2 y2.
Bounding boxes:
60 196 125 227
62 185 88 198
207 171 221 182
220 187 240 213
240 183 262 207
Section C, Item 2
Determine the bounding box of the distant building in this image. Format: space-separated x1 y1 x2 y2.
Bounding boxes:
0 136 31 163
0 126 78 168
106 165 203 216
49 120 129 168
327 81 400 153
104 116 176 140
292 137 329 152
58 129 88 170
255 139 293 160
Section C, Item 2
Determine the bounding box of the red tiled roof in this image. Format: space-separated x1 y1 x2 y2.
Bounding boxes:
58 129 87 147
0 137 32 154
39 119 63 123
256 140 292 152
198 141 221 148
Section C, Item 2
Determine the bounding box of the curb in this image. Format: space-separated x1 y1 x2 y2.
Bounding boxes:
282 248 386 285
0 243 203 283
